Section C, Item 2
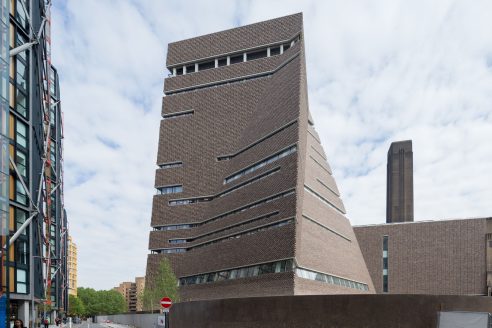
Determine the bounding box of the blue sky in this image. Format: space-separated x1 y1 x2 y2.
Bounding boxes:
51 0 492 290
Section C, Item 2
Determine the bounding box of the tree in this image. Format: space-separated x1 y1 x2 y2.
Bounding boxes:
77 287 126 316
68 295 85 317
98 290 127 315
141 259 179 312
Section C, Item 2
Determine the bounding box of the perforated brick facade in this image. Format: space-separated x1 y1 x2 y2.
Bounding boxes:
146 13 374 301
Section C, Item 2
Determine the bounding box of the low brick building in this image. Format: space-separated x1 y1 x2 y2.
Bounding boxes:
354 217 492 295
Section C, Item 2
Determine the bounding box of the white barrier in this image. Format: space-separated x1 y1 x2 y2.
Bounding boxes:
96 313 162 328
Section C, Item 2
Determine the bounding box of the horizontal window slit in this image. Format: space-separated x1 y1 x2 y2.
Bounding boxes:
162 109 194 120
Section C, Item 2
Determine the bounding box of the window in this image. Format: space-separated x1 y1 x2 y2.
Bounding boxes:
185 64 195 74
224 145 296 184
158 161 183 169
16 269 27 294
157 185 183 195
383 235 389 292
15 208 27 235
160 248 186 254
15 120 27 148
15 0 28 30
230 54 243 64
179 259 293 286
15 150 27 177
198 61 215 71
15 88 27 116
155 189 294 232
16 240 28 265
295 267 369 291
270 46 281 56
168 35 300 79
16 58 27 92
169 239 187 244
15 179 27 205
50 142 56 169
217 58 227 67
162 110 194 120
246 49 268 61
156 218 293 253
170 167 279 206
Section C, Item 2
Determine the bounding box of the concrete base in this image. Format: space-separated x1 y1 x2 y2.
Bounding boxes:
169 294 492 328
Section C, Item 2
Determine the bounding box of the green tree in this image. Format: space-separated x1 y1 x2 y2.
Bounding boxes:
68 295 86 317
142 259 179 312
77 287 126 316
98 290 127 315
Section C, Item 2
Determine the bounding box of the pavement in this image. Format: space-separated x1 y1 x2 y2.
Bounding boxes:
46 322 132 328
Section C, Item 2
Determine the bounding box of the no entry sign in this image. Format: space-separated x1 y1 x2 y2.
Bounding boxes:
160 297 172 309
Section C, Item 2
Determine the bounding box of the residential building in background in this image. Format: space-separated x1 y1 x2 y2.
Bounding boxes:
0 0 68 326
68 236 77 296
114 277 145 312
386 140 414 223
135 277 145 312
146 13 374 302
354 217 491 295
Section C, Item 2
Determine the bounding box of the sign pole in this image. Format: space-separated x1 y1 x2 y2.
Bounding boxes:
159 297 172 328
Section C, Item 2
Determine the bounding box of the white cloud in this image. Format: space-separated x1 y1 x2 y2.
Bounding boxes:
52 0 492 289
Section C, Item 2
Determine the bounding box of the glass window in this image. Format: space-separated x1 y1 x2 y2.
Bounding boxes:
246 49 268 61
15 208 27 235
16 58 27 91
15 89 27 117
50 104 56 126
270 46 281 56
230 54 243 64
16 268 27 294
15 0 28 30
217 58 227 67
185 65 195 74
15 120 27 148
15 33 27 62
50 142 56 164
15 179 27 205
176 67 183 76
15 150 26 177
157 185 183 195
198 61 214 71
16 240 27 264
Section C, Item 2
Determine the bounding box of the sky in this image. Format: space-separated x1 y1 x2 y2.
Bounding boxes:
50 0 492 290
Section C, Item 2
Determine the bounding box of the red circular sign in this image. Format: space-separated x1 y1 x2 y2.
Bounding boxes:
160 297 172 309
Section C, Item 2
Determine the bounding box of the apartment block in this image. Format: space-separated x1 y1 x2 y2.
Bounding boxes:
145 13 374 302
114 277 145 312
0 0 68 325
68 236 78 296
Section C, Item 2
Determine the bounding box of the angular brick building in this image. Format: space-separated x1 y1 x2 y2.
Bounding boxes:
146 13 374 301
